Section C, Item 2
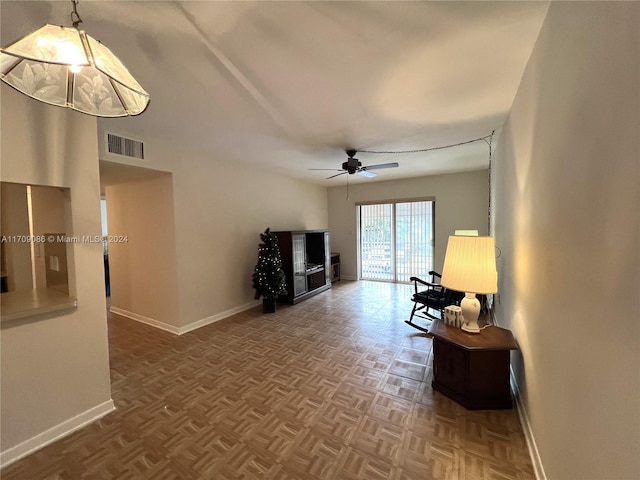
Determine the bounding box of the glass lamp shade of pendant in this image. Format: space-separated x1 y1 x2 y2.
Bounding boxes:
0 24 149 117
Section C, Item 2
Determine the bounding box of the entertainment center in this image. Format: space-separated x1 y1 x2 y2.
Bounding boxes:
273 230 331 304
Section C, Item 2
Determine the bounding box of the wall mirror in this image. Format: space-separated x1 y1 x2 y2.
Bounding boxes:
1 182 76 322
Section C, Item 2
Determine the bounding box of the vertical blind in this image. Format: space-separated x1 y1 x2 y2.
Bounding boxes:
360 200 433 282
360 203 394 281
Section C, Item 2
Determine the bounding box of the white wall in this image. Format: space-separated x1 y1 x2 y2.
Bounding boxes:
0 86 113 461
328 170 489 279
98 129 328 329
492 2 639 479
31 185 70 291
0 183 31 291
105 174 180 330
172 151 328 326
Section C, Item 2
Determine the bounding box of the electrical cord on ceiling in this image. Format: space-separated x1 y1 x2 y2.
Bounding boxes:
341 130 498 210
359 132 494 155
483 130 497 327
486 130 495 235
359 130 499 238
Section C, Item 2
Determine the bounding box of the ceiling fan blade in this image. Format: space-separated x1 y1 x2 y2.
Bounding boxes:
357 170 377 178
326 172 347 179
363 162 399 170
309 168 343 171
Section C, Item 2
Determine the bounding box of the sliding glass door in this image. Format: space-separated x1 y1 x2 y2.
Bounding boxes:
359 200 434 282
360 203 394 281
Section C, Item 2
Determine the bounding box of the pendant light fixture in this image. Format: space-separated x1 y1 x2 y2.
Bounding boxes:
0 0 150 117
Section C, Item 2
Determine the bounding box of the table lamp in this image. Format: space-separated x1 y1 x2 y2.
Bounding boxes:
441 235 497 333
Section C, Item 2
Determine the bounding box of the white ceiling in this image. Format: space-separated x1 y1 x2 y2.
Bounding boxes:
1 1 549 185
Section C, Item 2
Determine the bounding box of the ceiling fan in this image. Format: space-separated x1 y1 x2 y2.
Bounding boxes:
310 150 399 179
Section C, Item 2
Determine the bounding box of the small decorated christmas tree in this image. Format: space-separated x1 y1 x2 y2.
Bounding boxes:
252 228 287 312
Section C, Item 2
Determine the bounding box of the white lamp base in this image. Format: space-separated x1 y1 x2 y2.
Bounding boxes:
460 292 481 334
461 322 481 333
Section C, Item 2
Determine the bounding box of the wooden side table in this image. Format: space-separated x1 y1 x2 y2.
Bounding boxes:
429 318 517 410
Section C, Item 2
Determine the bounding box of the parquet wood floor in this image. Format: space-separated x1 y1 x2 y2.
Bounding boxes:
1 281 535 479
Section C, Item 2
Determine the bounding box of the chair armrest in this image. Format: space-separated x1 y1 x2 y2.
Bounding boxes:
409 277 440 289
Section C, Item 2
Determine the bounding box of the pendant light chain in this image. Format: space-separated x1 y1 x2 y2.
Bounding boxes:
71 0 83 28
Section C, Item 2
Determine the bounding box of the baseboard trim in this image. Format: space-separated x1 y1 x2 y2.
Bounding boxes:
178 300 261 335
109 307 181 334
510 367 546 480
109 301 261 336
0 399 115 469
341 275 357 281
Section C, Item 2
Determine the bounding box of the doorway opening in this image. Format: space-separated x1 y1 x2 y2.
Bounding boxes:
101 197 110 297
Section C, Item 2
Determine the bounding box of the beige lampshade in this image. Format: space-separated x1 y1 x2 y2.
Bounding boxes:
441 235 498 294
0 24 149 117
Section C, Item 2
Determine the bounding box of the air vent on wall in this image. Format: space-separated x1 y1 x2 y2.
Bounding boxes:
106 133 144 159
